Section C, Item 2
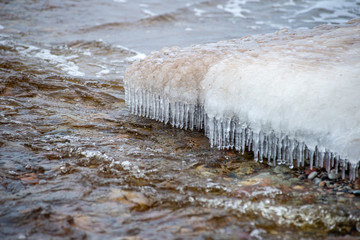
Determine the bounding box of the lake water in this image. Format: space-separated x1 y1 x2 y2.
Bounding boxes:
1 0 360 239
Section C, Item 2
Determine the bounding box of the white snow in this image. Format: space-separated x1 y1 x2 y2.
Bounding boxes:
124 19 360 180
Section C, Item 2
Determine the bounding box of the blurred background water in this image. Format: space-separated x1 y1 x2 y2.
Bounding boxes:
1 0 360 239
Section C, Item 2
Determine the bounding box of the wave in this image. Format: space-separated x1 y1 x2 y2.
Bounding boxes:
80 13 178 33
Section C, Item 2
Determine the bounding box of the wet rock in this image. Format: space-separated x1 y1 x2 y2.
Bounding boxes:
308 171 318 180
20 173 39 185
39 179 47 185
195 165 217 178
345 193 355 198
289 178 300 185
108 189 153 211
59 163 78 175
305 168 318 175
293 185 304 190
17 234 26 240
227 172 237 178
298 174 306 180
2 179 25 193
353 178 360 190
314 178 321 185
274 165 292 174
319 181 326 187
343 186 352 192
351 190 360 196
232 161 259 177
328 170 339 180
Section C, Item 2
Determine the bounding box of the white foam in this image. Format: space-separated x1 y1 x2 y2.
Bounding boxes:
18 45 85 77
116 44 146 62
96 68 110 77
193 8 206 17
126 52 146 62
34 49 85 77
218 0 258 18
295 0 360 24
141 9 156 17
198 195 360 229
124 19 360 180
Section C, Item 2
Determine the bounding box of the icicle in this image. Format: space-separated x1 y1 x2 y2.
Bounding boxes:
241 127 246 154
341 159 346 180
208 116 215 148
159 98 166 124
189 104 194 131
349 163 358 181
318 151 324 169
258 131 264 163
276 136 282 165
155 94 160 120
300 142 305 167
164 98 170 125
314 147 319 167
324 151 331 173
228 119 235 149
253 132 259 162
334 155 339 175
234 122 241 151
124 87 359 180
179 102 184 129
170 102 175 127
330 152 334 168
288 139 294 169
246 129 253 152
265 135 270 162
184 103 189 130
309 149 314 170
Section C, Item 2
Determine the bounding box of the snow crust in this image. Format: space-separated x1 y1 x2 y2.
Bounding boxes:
124 19 360 180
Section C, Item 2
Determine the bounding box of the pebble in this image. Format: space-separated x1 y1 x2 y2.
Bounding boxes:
274 165 292 174
17 234 26 240
345 194 355 198
314 178 321 185
179 227 193 234
353 179 360 189
318 181 326 187
289 178 300 185
298 174 306 180
351 190 360 196
39 180 47 185
305 168 317 175
328 170 339 180
308 171 318 180
293 185 304 190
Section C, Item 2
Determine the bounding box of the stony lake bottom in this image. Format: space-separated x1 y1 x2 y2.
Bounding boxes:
1 0 360 239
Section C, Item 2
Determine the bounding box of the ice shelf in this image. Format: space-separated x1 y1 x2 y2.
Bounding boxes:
124 19 360 180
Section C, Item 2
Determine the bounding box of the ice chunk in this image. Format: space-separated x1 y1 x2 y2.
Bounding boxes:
124 19 360 180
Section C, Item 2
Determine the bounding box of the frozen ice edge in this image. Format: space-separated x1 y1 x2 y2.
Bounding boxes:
124 19 360 181
125 87 359 181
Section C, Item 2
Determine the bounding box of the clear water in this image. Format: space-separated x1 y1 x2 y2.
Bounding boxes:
1 0 360 239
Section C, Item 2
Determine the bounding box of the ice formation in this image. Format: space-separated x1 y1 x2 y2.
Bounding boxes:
124 19 360 180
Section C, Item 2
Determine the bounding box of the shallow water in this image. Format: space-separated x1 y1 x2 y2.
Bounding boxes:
1 0 360 239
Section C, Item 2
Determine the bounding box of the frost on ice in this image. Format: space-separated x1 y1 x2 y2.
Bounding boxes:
124 19 360 180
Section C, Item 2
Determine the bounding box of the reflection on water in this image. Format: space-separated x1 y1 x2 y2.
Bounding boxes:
1 0 360 239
